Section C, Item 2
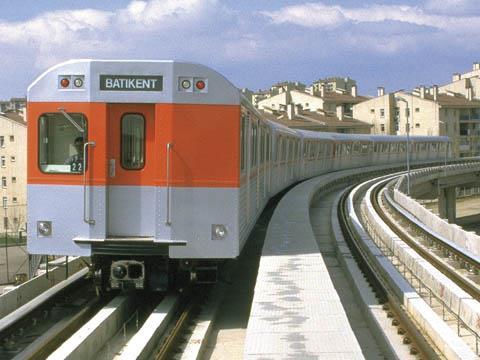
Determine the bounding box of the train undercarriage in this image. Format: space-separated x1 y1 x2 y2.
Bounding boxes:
91 255 219 292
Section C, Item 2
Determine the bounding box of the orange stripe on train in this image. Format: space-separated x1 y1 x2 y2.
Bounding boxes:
27 102 241 188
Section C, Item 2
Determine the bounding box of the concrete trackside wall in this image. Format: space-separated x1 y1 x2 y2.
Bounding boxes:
362 188 480 343
0 257 86 318
394 189 480 257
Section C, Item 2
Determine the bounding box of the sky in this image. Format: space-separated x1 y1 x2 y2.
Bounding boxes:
1 0 479 99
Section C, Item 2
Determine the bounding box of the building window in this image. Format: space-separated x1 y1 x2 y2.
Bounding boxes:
415 108 420 113
10 156 15 162
1 177 5 189
12 197 17 203
415 123 420 128
380 124 385 132
13 217 18 224
370 109 375 114
11 177 16 183
1 156 5 167
9 135 14 142
0 136 4 148
2 197 6 209
380 109 385 117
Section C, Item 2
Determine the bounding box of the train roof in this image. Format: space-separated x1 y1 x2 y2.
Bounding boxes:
265 119 299 136
28 59 240 105
369 135 449 142
295 130 449 143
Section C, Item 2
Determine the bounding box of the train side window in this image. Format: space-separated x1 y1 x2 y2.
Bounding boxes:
260 127 264 164
121 114 145 170
251 122 257 167
240 115 246 171
275 136 280 163
309 142 315 159
38 112 87 174
266 131 270 162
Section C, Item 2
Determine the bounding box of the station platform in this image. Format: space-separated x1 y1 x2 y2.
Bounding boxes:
244 169 386 359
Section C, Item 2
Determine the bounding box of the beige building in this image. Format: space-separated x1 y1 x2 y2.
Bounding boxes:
439 62 480 103
0 111 27 236
353 85 480 157
0 98 26 113
312 77 357 94
258 87 367 116
261 104 372 134
242 81 306 108
352 87 395 134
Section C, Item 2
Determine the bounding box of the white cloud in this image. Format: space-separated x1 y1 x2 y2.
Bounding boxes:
261 2 480 31
260 3 346 28
117 0 217 30
0 9 112 45
0 0 223 69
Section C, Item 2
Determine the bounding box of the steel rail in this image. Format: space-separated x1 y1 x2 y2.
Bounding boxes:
374 181 480 300
385 184 480 273
155 298 196 360
337 187 434 358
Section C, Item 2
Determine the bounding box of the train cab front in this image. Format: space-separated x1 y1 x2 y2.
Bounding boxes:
27 60 241 293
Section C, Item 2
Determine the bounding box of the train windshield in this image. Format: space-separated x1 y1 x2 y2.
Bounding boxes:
38 112 87 174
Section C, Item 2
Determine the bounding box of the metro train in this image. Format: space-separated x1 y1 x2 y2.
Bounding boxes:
27 60 450 291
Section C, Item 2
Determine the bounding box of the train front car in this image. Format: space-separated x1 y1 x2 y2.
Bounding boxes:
27 60 241 291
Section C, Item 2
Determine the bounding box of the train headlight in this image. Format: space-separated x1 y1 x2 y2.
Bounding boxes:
212 224 227 240
181 79 191 89
112 265 127 279
73 77 84 88
37 221 52 237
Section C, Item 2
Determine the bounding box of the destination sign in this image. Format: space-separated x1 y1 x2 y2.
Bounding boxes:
100 75 163 91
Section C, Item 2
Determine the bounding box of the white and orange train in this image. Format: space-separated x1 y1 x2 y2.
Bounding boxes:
27 60 450 291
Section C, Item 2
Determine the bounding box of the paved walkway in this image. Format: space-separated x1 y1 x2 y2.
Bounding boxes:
244 172 379 359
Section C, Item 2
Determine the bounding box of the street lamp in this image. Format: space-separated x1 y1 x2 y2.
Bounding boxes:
395 96 411 195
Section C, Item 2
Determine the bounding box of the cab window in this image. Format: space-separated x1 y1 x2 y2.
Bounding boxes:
38 113 87 174
121 114 145 170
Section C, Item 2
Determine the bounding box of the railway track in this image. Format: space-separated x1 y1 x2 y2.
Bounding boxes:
351 173 480 356
337 183 434 358
0 269 102 359
376 179 480 299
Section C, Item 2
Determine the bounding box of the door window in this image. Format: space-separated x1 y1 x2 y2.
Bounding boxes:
121 114 145 170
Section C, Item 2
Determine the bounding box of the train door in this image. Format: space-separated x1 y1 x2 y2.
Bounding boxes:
106 104 156 237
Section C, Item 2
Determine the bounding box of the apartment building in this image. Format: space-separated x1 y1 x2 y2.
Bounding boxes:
0 98 26 113
260 104 372 134
312 76 357 94
243 81 306 108
0 111 27 235
353 85 480 157
257 85 366 115
352 87 396 135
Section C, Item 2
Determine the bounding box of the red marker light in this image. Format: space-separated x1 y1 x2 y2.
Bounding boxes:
60 78 70 88
196 80 205 90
